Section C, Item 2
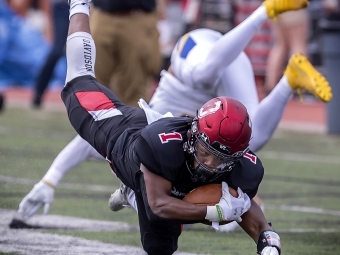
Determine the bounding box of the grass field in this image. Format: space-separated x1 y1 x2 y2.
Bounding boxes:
1 107 340 255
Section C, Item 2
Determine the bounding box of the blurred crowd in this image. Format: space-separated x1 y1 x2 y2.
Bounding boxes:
0 0 339 112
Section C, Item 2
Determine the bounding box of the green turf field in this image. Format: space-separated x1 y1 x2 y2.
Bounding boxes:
1 107 340 255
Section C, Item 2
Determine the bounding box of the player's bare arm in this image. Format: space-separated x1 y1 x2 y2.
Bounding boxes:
140 164 207 221
141 160 251 224
239 200 273 240
68 13 90 36
239 200 281 254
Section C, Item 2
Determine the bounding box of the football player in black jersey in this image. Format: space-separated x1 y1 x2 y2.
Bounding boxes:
56 1 282 254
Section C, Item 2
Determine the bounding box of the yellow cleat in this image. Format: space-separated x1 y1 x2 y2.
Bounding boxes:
262 0 309 19
284 53 333 103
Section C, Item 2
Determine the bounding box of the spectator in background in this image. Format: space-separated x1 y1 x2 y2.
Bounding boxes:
90 0 162 107
32 0 69 108
193 0 234 34
0 92 3 113
264 8 309 94
7 0 53 41
157 0 185 76
322 0 339 13
0 0 58 112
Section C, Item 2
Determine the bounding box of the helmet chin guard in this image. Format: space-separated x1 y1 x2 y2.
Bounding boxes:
185 152 235 182
184 97 252 182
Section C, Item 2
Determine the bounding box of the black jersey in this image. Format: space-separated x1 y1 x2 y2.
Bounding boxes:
132 117 263 199
135 117 192 182
63 75 263 200
111 116 192 190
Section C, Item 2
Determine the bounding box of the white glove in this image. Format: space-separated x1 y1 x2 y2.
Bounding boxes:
261 247 280 255
205 182 251 222
18 180 54 218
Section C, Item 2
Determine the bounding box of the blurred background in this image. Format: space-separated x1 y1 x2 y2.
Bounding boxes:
1 0 340 133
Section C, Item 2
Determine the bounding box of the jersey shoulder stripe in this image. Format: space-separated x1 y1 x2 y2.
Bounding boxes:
178 34 197 59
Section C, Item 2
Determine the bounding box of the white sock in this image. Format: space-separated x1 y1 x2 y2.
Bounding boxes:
69 1 90 19
273 76 294 100
246 6 269 30
217 221 239 232
127 188 138 213
42 135 102 186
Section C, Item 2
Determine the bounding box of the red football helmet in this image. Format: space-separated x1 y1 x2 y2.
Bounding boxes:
185 97 252 182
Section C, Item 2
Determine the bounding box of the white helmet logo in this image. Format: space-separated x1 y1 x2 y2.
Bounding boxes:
198 100 222 118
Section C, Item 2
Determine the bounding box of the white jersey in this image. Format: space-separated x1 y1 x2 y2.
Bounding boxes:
150 70 215 117
150 28 259 118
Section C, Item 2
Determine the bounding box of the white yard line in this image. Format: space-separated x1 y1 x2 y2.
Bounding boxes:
266 205 340 217
1 149 340 194
0 209 339 255
275 228 340 233
0 175 113 192
0 209 205 255
1 173 340 219
258 151 340 164
278 121 326 134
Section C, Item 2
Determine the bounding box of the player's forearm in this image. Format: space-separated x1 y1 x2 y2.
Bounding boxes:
238 200 272 242
149 196 207 221
140 164 207 221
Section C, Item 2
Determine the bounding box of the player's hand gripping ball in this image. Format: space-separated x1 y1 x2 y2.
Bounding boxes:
182 183 238 225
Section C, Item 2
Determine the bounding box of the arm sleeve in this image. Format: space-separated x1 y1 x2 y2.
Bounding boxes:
65 32 96 84
192 32 249 87
192 8 268 86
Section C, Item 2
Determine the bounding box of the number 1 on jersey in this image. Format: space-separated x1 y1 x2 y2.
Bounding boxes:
159 132 183 143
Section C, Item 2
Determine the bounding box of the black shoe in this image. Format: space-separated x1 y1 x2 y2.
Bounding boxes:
32 94 42 109
0 93 4 113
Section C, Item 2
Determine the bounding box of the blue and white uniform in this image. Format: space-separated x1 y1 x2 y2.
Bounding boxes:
151 29 258 119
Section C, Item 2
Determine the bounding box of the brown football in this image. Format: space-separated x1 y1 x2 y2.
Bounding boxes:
182 183 238 225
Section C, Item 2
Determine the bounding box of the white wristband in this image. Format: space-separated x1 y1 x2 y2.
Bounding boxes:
69 3 90 20
205 206 219 222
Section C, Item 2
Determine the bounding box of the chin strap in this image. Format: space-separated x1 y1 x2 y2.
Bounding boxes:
185 159 202 182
